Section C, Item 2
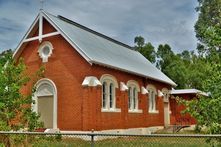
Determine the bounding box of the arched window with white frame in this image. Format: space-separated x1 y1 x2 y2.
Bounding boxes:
147 84 158 113
127 80 142 113
128 87 138 110
100 74 120 112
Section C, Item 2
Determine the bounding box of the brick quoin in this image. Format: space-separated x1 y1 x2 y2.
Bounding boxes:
19 18 173 131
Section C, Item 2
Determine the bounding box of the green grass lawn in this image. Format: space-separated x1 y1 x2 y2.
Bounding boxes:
1 135 219 147
31 136 215 147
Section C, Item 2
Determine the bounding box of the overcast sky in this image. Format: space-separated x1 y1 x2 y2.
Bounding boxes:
0 0 198 53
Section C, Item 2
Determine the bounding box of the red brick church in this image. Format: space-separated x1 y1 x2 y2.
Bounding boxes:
13 10 178 131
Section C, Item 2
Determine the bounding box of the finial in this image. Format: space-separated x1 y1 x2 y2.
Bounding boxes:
40 0 45 11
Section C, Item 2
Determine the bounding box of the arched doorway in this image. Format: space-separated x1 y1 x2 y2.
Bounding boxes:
32 78 57 129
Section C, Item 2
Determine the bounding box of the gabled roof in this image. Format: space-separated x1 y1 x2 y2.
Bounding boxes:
171 89 208 96
14 11 176 86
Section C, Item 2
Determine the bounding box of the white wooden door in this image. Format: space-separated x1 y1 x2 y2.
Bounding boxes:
38 96 54 128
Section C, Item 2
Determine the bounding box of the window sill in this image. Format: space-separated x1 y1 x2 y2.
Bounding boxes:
101 108 121 113
148 110 159 114
128 109 143 113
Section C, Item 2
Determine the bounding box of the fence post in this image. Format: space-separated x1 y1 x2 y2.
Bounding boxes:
91 129 95 147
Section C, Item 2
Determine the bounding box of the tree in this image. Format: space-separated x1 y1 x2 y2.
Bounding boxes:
156 44 174 70
195 0 221 56
0 51 44 132
181 0 221 135
182 63 221 134
157 45 208 89
134 37 208 90
134 36 156 63
196 43 207 57
134 36 145 48
156 45 191 89
0 49 13 65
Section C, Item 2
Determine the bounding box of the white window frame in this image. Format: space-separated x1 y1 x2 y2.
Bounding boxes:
100 74 121 113
38 41 54 63
147 85 159 114
127 80 142 113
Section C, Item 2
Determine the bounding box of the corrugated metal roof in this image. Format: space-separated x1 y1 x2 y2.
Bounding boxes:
171 89 208 96
44 12 176 86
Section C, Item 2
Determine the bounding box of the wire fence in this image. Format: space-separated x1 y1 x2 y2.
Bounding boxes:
0 131 221 147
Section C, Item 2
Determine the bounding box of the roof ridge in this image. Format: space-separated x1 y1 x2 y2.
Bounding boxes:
43 10 57 18
57 15 134 50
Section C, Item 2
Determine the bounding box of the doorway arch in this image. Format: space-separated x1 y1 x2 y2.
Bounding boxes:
32 78 57 129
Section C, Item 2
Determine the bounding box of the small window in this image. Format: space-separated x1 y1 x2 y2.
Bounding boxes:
128 87 132 109
101 81 115 110
109 83 114 109
102 82 107 109
100 74 120 112
147 85 158 113
127 80 142 113
38 41 53 62
42 46 50 56
128 87 138 110
133 88 137 109
150 90 155 111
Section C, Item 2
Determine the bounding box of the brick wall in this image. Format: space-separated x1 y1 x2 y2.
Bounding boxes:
18 18 172 131
170 94 197 125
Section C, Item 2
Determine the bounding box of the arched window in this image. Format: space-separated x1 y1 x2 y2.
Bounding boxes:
128 86 138 110
127 80 142 113
147 84 158 113
100 74 120 112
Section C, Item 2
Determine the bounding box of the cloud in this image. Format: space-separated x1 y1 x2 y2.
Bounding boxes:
0 0 198 53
